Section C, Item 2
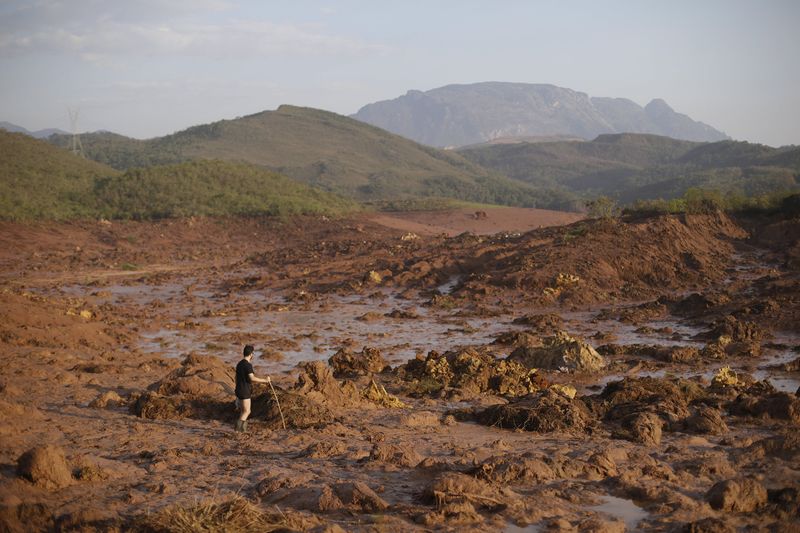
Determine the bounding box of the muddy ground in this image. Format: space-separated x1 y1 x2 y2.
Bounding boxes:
0 208 798 532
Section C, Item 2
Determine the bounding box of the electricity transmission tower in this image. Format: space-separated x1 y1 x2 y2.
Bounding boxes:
68 107 85 158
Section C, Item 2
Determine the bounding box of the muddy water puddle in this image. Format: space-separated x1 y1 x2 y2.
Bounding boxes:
134 289 522 373
591 495 649 530
50 277 800 391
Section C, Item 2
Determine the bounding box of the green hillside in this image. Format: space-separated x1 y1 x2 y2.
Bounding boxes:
0 130 120 220
459 134 800 203
49 106 573 209
1 132 358 220
93 160 357 219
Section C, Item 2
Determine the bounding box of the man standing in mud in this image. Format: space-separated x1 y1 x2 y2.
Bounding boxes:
235 344 271 433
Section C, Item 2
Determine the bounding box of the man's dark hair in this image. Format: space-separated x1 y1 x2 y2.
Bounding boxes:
243 345 254 357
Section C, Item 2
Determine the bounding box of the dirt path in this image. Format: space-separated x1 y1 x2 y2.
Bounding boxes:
369 206 583 236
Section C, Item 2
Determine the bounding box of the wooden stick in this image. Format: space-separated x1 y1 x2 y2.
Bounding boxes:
268 380 287 430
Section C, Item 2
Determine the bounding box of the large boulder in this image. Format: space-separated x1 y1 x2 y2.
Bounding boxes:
508 331 606 372
17 446 73 490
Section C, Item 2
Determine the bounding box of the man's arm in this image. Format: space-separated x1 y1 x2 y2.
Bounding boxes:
248 372 271 384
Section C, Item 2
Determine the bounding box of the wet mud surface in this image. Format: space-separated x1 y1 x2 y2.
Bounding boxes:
1 210 799 531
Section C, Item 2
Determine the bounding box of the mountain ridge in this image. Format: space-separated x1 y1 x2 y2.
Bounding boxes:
352 82 730 147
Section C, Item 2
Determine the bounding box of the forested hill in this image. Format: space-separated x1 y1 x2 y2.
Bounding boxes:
48 105 565 208
459 133 800 203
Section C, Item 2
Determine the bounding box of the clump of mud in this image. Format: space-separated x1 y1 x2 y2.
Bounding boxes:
508 331 606 372
17 445 73 490
472 388 595 432
328 345 388 378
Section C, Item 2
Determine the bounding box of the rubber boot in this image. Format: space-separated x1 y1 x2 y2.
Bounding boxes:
235 420 243 432
242 420 248 433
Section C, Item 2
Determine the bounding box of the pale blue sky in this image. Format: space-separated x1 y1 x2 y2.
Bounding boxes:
1 0 798 146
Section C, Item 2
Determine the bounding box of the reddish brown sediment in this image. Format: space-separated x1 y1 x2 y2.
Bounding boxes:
1 209 798 531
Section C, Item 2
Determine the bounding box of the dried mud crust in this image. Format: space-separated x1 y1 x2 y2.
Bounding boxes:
1 210 799 532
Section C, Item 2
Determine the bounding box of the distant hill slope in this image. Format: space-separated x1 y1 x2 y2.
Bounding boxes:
0 130 120 220
0 131 359 220
459 133 800 203
93 160 358 219
49 105 574 209
0 121 69 139
351 82 729 147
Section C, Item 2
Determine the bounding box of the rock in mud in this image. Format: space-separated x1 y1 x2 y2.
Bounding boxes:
369 443 423 467
473 453 556 483
729 389 800 423
701 315 765 344
684 405 728 435
277 482 388 513
423 472 516 511
508 330 606 372
706 478 767 512
511 313 563 332
474 389 595 432
328 346 388 378
589 377 700 425
618 412 662 446
88 390 124 408
17 446 73 490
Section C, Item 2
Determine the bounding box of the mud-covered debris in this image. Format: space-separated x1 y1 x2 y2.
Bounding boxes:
148 353 232 398
509 330 606 372
588 377 702 425
701 315 766 344
17 446 73 490
131 392 186 420
729 388 800 423
328 346 388 378
473 453 556 483
293 361 361 407
400 348 543 397
684 405 729 435
618 412 662 446
257 390 332 429
549 383 577 399
670 292 730 317
300 441 347 458
89 390 124 408
511 313 563 332
711 366 745 389
737 433 800 462
475 389 595 432
706 478 767 512
369 443 423 467
423 472 517 511
597 343 698 363
385 308 420 319
492 330 539 347
270 482 388 514
362 380 406 408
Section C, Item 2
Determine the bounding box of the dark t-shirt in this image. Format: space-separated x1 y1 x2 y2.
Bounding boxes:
235 359 254 399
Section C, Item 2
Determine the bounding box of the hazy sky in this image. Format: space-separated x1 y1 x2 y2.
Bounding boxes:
1 0 798 146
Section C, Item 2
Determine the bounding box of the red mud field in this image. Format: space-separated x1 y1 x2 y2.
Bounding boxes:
1 208 799 532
